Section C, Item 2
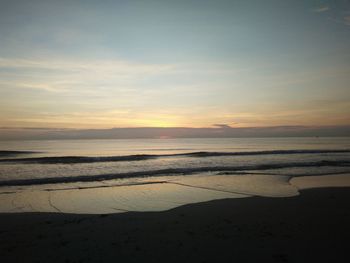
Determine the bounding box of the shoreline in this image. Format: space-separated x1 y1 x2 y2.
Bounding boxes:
1 187 349 262
1 173 349 214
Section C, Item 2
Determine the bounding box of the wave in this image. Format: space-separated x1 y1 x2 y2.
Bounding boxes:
1 149 350 164
0 150 38 157
0 154 156 164
0 159 349 187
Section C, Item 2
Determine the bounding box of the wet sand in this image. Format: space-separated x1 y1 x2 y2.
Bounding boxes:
0 187 349 263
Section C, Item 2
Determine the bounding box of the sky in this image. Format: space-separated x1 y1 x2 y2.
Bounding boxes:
0 0 349 129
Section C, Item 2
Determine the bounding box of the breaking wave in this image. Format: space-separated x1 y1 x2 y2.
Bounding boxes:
1 149 349 164
0 159 349 187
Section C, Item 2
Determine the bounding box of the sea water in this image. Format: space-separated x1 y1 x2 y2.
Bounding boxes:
0 137 349 213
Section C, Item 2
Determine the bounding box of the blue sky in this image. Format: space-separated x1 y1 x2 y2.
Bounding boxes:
0 0 349 128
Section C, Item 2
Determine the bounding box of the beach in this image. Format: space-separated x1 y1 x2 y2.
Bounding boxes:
1 138 350 262
1 0 350 261
0 186 349 263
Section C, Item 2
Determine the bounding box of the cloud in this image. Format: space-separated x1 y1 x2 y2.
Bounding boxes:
312 5 330 13
213 124 233 129
1 125 350 140
344 15 350 26
0 57 245 95
326 14 350 27
0 57 174 76
0 57 176 94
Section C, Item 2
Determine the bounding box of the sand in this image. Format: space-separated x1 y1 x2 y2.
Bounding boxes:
0 187 349 263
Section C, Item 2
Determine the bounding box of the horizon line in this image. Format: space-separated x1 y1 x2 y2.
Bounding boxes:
1 124 350 130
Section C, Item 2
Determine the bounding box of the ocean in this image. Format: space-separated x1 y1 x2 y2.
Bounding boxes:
0 137 350 213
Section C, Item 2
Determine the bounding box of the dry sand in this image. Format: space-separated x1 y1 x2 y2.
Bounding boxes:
0 187 349 263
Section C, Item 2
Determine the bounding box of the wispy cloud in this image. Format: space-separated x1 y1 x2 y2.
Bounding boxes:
0 57 177 94
326 14 350 27
312 5 330 13
0 57 175 77
344 15 350 26
0 56 248 128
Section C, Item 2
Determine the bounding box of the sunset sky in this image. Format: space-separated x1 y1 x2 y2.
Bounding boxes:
0 0 349 129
